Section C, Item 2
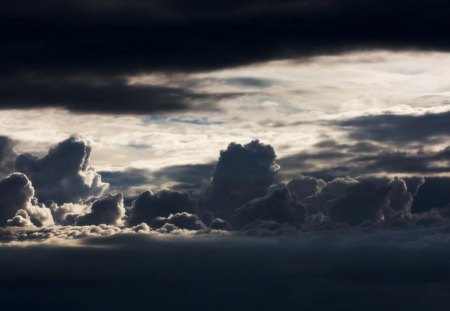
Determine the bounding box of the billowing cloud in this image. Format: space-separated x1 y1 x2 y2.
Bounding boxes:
151 212 207 231
128 189 198 226
0 173 53 227
0 173 35 225
15 135 108 203
75 193 125 226
6 209 34 227
207 140 279 218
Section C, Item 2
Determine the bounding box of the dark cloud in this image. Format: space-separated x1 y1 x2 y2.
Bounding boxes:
3 0 450 76
0 173 34 226
0 74 242 113
287 175 326 200
278 138 450 177
207 140 279 218
231 185 304 229
0 136 17 178
210 218 233 231
3 1 450 113
151 212 207 231
75 193 125 226
302 177 422 227
337 111 450 144
0 173 53 227
128 189 198 226
15 135 108 203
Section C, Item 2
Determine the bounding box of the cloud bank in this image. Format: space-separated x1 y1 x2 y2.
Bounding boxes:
0 134 449 244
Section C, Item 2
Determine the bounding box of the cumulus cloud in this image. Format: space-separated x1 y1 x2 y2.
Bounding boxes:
6 209 33 227
15 135 108 203
75 193 125 226
0 173 53 227
301 176 424 227
207 140 279 218
151 212 207 231
0 173 35 225
49 202 88 226
128 189 198 226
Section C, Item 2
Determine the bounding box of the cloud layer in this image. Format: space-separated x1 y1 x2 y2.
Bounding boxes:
0 135 449 243
3 1 450 113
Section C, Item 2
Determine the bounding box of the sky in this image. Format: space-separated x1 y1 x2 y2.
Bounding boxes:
2 1 450 310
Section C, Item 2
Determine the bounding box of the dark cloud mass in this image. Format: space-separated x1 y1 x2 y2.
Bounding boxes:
0 173 34 226
2 0 450 113
337 110 450 144
75 193 125 226
15 135 108 203
231 185 304 229
207 140 279 218
128 189 198 226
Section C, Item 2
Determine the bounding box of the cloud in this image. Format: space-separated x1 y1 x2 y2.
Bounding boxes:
151 212 207 231
6 209 33 227
127 189 198 226
15 135 108 203
0 74 241 114
278 137 450 178
3 0 450 77
207 140 279 218
337 110 450 144
231 185 304 229
210 218 233 231
302 176 423 227
75 193 125 226
2 1 450 114
0 173 35 225
287 175 326 200
0 173 53 227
